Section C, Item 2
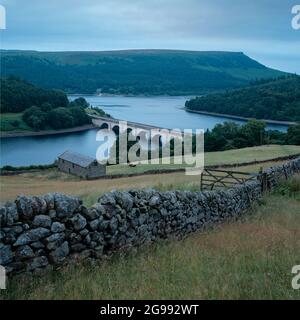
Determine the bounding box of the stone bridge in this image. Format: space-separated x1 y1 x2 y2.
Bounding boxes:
90 115 185 141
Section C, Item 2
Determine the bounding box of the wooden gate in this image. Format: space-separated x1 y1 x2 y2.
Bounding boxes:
200 168 260 191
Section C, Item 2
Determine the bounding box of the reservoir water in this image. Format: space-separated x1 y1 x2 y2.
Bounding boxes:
1 95 288 166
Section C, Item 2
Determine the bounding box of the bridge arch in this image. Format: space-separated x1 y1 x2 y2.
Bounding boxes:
99 122 109 130
112 125 120 135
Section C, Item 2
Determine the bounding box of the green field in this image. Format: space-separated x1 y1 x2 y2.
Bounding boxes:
1 145 299 206
0 111 90 133
108 145 300 175
2 176 299 300
0 113 32 132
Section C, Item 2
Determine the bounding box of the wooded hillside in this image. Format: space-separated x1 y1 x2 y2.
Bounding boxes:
186 76 300 121
1 50 285 95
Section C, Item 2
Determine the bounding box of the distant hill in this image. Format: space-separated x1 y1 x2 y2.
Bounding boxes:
185 76 300 122
0 49 285 95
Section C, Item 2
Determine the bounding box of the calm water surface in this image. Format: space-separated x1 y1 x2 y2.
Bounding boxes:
1 96 288 166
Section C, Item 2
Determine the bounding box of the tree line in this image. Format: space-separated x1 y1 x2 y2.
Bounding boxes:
185 75 300 122
108 120 300 164
1 76 69 113
203 120 300 151
1 77 111 131
21 98 92 130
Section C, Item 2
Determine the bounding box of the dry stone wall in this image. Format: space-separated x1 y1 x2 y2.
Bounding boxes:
1 157 300 275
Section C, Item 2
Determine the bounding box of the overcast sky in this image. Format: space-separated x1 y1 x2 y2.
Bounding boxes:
1 0 299 73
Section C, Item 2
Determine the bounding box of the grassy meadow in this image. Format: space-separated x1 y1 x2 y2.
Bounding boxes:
1 145 299 206
1 176 299 300
0 113 32 132
105 144 300 176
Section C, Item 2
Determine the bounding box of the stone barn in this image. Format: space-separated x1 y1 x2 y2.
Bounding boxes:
58 150 106 179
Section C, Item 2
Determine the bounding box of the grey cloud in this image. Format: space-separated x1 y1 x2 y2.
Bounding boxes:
1 0 299 73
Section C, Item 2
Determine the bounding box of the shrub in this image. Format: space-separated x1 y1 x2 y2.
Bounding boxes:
286 124 300 145
47 107 74 129
69 106 92 126
22 106 47 130
11 120 20 128
40 102 53 112
1 163 57 171
69 97 90 109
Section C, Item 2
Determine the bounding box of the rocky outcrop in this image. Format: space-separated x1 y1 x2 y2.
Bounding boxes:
0 157 299 275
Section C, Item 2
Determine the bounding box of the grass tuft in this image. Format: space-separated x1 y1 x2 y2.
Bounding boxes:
274 174 300 200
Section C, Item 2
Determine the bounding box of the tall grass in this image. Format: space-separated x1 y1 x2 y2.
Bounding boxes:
1 180 299 300
155 182 200 192
274 174 300 200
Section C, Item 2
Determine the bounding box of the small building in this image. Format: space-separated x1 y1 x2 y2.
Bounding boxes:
58 150 106 179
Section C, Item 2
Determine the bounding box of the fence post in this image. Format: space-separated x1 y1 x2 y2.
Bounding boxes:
258 167 263 189
263 172 268 193
200 171 203 191
259 167 268 193
283 165 288 180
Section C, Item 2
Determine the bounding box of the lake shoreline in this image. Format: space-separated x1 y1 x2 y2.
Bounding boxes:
2 107 291 139
69 93 197 98
0 124 97 139
184 108 296 126
1 95 291 166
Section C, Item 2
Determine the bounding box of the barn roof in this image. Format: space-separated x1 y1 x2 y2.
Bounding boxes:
58 150 96 168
